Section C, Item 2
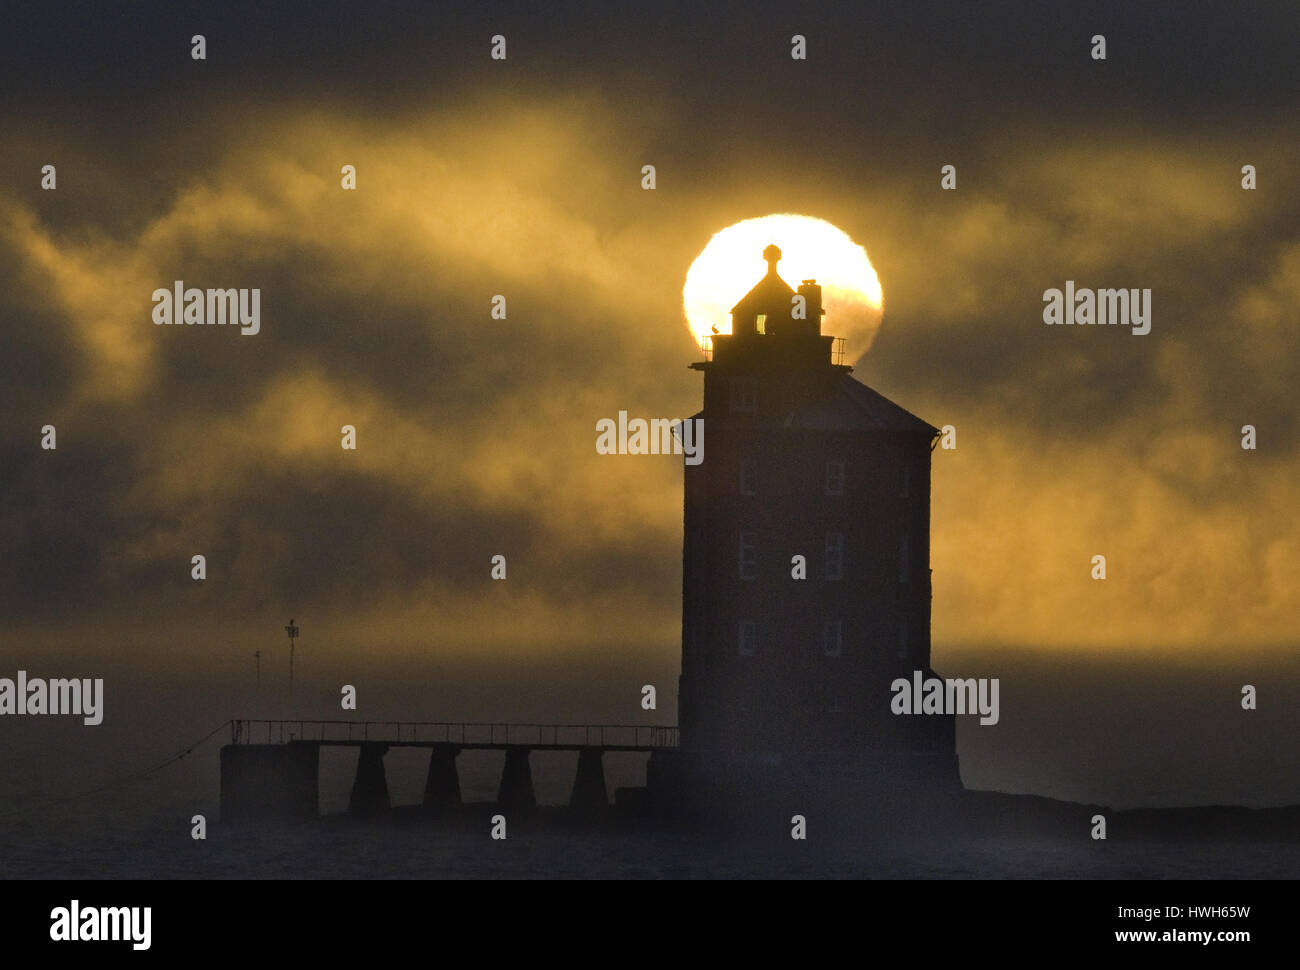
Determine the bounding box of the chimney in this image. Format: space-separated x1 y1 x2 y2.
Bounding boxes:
798 280 825 334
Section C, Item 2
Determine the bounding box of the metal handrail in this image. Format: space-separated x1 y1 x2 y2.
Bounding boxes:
229 719 679 748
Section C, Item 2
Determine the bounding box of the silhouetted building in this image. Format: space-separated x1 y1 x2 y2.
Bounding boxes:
663 245 957 807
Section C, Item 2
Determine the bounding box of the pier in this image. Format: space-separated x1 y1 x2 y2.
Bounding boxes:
219 719 679 821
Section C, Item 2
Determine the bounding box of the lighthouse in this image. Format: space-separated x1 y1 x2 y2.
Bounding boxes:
661 245 959 809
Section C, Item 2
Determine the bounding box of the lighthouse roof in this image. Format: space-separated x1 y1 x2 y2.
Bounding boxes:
693 374 938 436
809 376 939 435
730 244 796 316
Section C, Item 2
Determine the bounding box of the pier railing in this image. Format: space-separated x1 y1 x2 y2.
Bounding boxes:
230 719 679 749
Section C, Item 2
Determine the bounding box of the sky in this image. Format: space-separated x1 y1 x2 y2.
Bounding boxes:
1 1 1298 809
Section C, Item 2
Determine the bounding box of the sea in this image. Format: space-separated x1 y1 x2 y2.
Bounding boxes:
2 749 1297 880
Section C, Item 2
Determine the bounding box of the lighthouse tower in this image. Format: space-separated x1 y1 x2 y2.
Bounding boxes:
667 245 957 804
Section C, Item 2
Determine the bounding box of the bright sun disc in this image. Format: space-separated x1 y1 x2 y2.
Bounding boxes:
683 214 883 358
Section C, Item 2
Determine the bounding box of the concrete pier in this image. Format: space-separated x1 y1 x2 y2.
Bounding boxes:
220 719 678 821
497 748 536 812
348 742 391 816
569 748 608 813
422 745 462 814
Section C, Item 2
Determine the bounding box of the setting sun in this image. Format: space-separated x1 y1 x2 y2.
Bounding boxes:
682 214 884 357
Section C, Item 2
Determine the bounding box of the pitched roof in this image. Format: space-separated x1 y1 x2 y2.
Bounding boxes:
730 270 795 316
834 377 938 434
746 375 938 435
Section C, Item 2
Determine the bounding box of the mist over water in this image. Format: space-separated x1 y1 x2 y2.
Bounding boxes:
2 641 1296 878
6 778 1299 880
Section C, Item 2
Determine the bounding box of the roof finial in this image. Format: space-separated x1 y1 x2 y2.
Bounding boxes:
763 244 781 274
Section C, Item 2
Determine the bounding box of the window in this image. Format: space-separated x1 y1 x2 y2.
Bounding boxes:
897 621 908 659
823 620 843 657
739 459 755 496
825 532 843 581
739 531 756 580
729 377 757 413
899 532 910 584
826 460 845 496
756 314 767 334
738 620 756 657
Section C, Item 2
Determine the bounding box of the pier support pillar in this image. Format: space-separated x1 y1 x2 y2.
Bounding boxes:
220 743 319 822
422 745 462 814
496 748 536 813
349 742 391 816
569 748 608 814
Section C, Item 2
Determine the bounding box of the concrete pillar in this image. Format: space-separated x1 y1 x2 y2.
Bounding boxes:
422 745 462 813
220 743 319 822
349 742 391 816
496 747 536 813
569 748 608 813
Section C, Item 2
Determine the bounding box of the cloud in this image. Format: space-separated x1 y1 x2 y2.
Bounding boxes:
0 88 1297 657
0 98 698 648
